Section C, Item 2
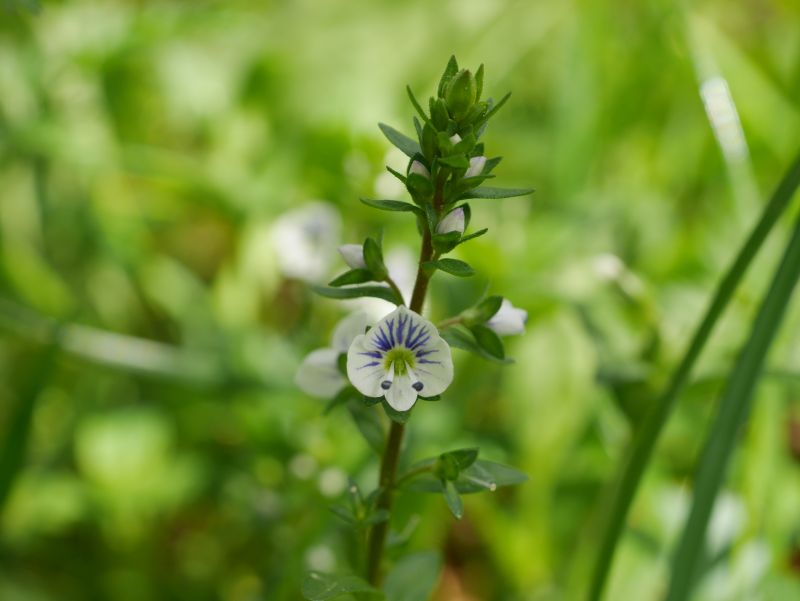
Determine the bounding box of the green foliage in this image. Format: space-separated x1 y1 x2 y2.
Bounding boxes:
302 572 384 600
384 551 442 601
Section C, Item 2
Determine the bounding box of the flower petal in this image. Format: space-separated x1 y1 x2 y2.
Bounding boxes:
338 244 367 270
331 311 372 354
487 299 527 336
412 335 453 397
384 373 418 412
295 348 346 398
346 334 386 398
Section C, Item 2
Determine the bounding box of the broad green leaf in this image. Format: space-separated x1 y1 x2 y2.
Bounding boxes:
378 123 420 158
360 198 422 216
438 154 470 169
329 269 374 287
384 551 442 601
302 572 384 600
470 324 505 359
423 258 474 277
311 284 402 305
441 326 512 364
363 237 386 278
459 186 534 200
347 402 385 455
443 480 463 519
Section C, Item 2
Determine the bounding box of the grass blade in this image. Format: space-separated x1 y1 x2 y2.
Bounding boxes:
587 150 800 601
665 208 800 599
0 338 59 515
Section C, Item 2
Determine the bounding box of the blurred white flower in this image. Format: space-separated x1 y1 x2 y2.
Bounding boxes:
486 299 527 336
271 202 340 282
295 311 372 398
464 155 487 178
347 306 453 411
352 247 416 320
436 207 465 235
409 160 430 179
338 244 366 269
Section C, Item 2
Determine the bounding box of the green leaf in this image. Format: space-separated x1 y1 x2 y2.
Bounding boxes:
311 284 401 305
441 326 513 364
443 480 464 519
362 508 390 527
587 150 800 601
470 324 505 359
437 55 459 97
360 198 422 216
474 64 484 101
302 572 384 600
459 186 534 200
347 402 385 455
329 269 374 287
378 123 421 158
481 91 511 121
385 166 407 184
406 86 429 123
384 551 442 601
404 459 526 494
438 154 470 169
436 448 479 481
363 237 386 278
431 231 462 254
665 205 800 601
324 385 357 415
382 400 411 424
329 504 358 525
422 258 474 277
457 228 488 245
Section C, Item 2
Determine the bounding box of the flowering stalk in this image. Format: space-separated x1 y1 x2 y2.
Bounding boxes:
299 56 533 600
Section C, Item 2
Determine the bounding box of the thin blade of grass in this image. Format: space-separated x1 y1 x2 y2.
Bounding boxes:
665 205 800 599
587 150 800 601
0 338 59 515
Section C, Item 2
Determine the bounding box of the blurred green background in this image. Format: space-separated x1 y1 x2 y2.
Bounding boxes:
2 1 800 599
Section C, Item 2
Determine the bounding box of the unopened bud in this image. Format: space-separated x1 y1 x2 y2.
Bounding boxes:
449 133 462 145
338 244 367 270
409 160 430 179
464 156 487 178
445 69 478 119
436 207 466 235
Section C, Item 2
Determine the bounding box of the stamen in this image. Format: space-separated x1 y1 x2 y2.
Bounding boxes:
412 381 423 391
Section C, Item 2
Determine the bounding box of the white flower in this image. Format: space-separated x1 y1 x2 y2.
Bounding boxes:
408 160 430 179
347 306 454 412
464 155 487 178
338 244 367 269
436 207 465 235
271 202 341 282
486 299 527 336
449 133 462 145
295 311 372 398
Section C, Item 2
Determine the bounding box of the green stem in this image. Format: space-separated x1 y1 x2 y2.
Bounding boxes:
365 177 443 585
587 150 800 601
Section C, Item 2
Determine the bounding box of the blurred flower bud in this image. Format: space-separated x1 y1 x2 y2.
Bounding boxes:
464 156 487 178
338 244 366 269
445 69 477 119
436 207 465 235
409 160 430 179
487 299 527 336
449 133 462 145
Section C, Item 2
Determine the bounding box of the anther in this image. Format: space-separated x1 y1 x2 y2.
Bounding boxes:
412 381 423 391
381 380 392 390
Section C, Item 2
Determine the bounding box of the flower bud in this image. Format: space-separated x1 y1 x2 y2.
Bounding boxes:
486 299 527 336
436 207 466 235
338 244 366 270
449 133 462 145
464 155 487 179
445 69 477 119
408 160 430 179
